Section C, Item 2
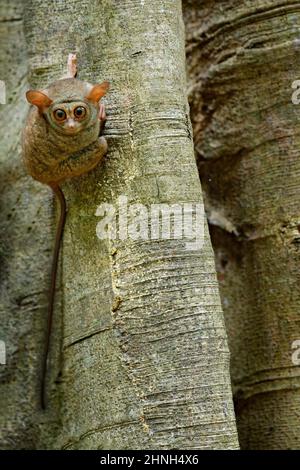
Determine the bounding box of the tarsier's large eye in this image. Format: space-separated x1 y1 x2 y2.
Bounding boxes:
54 109 67 121
74 106 86 119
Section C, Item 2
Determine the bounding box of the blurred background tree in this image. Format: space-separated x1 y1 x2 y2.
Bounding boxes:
184 0 300 450
0 0 238 450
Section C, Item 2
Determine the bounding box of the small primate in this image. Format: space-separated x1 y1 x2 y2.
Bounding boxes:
22 54 109 409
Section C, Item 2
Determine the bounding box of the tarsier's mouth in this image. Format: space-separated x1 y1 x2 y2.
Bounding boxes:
63 128 81 135
54 126 82 136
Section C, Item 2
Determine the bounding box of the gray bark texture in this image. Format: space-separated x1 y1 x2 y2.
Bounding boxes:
184 0 300 450
0 0 239 449
0 0 54 449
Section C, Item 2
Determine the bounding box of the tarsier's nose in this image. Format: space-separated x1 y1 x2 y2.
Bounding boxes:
67 118 76 129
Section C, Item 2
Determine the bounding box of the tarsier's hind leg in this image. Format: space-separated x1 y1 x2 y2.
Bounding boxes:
58 137 108 180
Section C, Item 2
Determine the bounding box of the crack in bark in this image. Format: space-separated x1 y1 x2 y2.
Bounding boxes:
64 326 112 349
188 2 300 48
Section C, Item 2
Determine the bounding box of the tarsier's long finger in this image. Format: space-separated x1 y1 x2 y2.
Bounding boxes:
67 53 77 78
98 103 106 122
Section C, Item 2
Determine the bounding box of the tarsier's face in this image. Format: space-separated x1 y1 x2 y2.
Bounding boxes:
26 79 109 136
46 100 95 135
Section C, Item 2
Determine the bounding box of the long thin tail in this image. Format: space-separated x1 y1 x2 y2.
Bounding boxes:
41 183 66 410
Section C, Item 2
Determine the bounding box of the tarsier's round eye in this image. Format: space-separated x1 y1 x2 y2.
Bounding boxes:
74 106 86 119
54 109 66 121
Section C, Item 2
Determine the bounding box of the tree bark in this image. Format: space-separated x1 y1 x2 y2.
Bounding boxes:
1 0 238 449
0 0 57 449
184 0 300 449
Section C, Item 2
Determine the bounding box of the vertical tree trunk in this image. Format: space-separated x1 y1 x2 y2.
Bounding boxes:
184 0 300 449
1 0 238 449
0 0 57 449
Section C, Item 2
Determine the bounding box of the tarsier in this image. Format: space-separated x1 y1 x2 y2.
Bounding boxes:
22 54 109 409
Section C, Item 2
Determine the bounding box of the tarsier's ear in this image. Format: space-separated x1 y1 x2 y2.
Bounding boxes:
86 81 109 103
26 90 53 111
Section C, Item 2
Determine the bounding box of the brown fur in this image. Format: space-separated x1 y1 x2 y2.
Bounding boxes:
22 73 109 409
22 78 109 184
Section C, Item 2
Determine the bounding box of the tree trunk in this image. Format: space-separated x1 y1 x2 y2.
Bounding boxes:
184 0 300 449
0 0 56 449
1 0 238 449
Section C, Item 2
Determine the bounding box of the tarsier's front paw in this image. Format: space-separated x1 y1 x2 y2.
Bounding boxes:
99 103 107 135
98 136 108 156
99 103 106 122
